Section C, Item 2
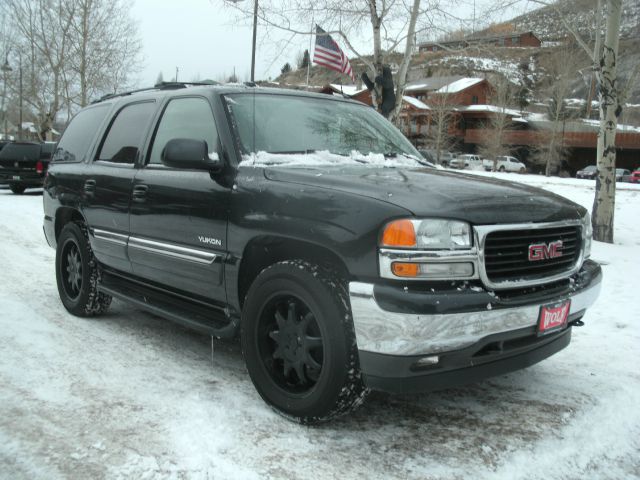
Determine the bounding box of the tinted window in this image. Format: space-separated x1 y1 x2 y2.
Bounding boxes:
0 143 41 161
148 97 218 165
53 104 109 163
98 101 156 163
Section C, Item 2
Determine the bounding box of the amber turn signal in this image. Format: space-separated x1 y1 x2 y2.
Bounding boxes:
391 262 419 277
381 219 416 247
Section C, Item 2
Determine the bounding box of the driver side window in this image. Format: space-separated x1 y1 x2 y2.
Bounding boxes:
148 97 218 165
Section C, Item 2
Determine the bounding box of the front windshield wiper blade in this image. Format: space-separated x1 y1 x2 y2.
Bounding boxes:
266 149 316 154
384 151 433 167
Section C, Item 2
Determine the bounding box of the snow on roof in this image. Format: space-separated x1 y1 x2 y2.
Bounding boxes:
404 76 464 92
457 104 521 116
402 96 430 110
329 84 366 96
582 119 640 133
435 78 484 93
21 122 38 133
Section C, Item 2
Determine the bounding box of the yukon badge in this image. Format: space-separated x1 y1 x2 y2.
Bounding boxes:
528 240 563 261
198 236 222 247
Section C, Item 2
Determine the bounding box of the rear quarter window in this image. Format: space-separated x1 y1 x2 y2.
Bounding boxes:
53 104 110 163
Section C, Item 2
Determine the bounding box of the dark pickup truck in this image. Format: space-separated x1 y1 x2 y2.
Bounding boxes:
0 141 55 193
43 84 601 423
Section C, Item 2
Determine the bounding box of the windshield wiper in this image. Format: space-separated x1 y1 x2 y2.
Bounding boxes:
384 151 433 166
267 149 316 154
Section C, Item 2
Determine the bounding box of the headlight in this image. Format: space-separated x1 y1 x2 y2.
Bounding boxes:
582 212 592 259
379 218 476 280
381 219 472 250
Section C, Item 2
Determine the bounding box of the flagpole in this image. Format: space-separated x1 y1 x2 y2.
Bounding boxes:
306 15 313 90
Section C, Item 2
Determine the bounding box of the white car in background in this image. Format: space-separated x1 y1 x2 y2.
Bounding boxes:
450 154 482 170
483 156 527 173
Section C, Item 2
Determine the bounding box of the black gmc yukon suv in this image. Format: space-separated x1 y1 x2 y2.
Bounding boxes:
43 84 601 423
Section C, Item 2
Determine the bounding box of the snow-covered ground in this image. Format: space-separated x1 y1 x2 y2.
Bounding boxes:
1 175 639 480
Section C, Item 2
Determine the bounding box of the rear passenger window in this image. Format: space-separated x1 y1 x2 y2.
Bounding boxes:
148 97 218 165
97 101 156 164
53 104 109 163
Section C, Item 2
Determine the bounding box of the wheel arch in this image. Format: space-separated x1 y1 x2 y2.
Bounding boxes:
55 207 87 241
236 236 350 310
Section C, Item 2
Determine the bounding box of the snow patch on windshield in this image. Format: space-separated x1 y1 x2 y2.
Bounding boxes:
239 150 425 168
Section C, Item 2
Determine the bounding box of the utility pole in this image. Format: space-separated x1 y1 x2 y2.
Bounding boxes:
19 57 22 141
1 57 12 140
175 66 179 82
251 0 258 82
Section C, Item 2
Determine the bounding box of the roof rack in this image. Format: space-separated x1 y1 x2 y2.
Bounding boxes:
91 81 220 104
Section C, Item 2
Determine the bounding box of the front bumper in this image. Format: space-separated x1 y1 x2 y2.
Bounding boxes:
349 260 602 393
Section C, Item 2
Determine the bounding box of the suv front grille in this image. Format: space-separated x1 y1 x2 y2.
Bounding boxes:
483 225 581 283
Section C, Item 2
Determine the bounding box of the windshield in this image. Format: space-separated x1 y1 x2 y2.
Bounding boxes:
224 93 426 167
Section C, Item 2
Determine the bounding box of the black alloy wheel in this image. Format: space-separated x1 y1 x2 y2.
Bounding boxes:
241 260 367 423
60 238 83 301
258 295 324 394
55 222 112 317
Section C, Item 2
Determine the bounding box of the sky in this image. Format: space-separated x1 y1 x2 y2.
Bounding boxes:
129 0 302 85
128 0 527 88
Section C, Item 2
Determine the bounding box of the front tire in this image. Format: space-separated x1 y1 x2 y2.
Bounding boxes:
56 222 112 317
10 184 26 194
241 260 367 423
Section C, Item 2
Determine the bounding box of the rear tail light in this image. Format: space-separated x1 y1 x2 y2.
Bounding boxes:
36 161 44 174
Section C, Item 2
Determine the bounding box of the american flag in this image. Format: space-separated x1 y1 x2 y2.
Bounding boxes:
313 25 355 81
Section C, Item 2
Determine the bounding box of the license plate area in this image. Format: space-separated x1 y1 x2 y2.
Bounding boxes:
537 299 571 335
12 175 21 180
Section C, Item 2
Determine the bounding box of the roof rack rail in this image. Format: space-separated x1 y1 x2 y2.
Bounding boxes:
91 81 220 104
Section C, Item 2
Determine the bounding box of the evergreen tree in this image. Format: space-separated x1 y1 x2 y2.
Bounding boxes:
300 50 310 69
281 62 292 75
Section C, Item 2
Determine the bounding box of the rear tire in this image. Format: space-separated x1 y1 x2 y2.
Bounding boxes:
56 222 112 317
499 166 506 172
519 167 526 174
10 184 26 194
241 260 367 424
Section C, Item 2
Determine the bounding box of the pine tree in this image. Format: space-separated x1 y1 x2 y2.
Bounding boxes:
281 62 292 75
300 50 310 69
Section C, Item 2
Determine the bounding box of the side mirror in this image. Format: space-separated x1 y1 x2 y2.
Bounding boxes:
161 138 222 172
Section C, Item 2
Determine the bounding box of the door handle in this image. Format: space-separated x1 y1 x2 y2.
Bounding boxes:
132 184 148 203
84 179 96 196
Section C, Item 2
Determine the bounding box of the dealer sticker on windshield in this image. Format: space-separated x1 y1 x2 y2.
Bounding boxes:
537 299 571 335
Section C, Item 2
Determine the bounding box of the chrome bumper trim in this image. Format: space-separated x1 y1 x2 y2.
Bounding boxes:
349 276 601 356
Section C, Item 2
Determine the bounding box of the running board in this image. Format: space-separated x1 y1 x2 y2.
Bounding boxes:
98 271 238 339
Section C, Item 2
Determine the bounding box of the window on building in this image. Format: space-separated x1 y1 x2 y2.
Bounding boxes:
512 36 520 45
472 95 479 104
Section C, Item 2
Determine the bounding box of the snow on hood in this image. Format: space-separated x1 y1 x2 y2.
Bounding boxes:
239 150 428 168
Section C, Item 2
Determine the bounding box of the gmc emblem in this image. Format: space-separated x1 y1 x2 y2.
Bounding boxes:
528 240 563 261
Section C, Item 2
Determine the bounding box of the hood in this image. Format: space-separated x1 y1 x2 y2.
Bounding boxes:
262 166 585 225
